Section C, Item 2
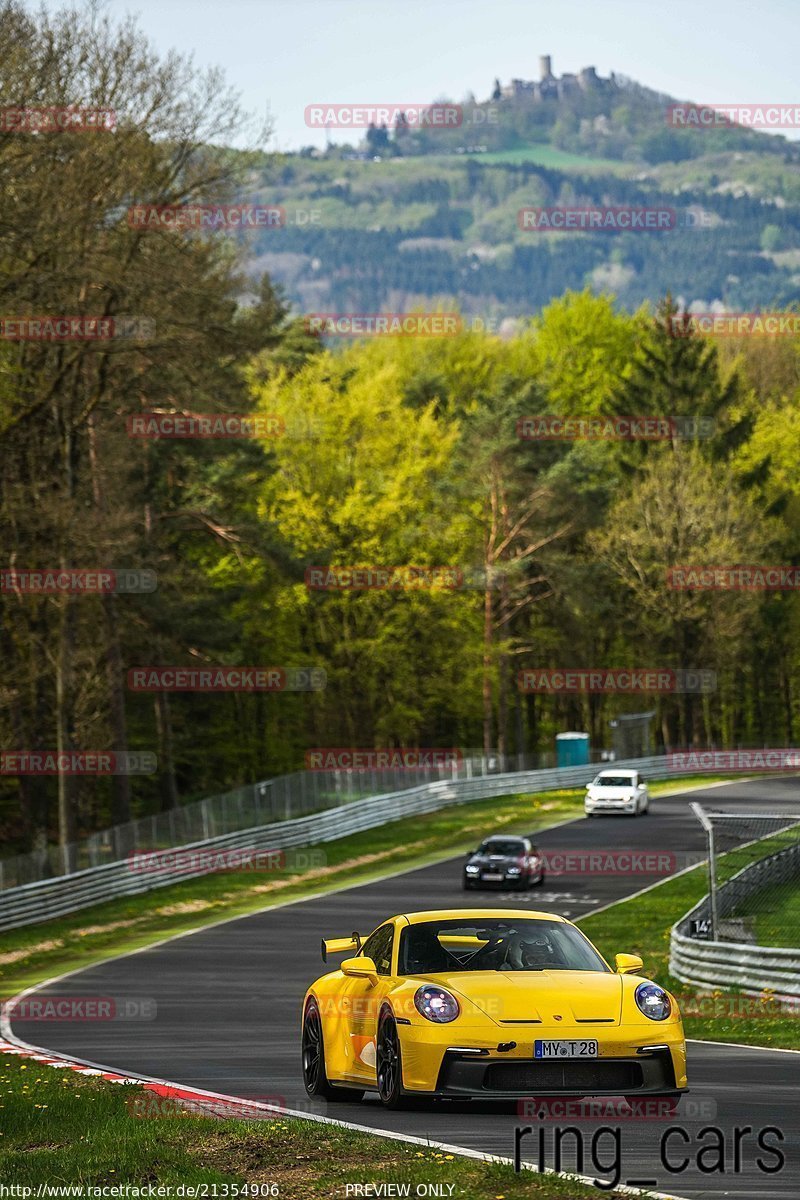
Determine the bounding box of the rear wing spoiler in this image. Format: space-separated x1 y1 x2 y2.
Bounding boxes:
321 931 362 962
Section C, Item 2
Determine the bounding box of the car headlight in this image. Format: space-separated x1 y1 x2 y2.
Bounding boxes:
465 864 480 874
414 985 460 1023
507 866 521 875
635 982 671 1021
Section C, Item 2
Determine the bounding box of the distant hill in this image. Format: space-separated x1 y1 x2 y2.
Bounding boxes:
238 60 800 320
310 57 800 167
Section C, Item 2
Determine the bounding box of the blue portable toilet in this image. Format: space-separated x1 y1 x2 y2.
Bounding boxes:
556 731 590 768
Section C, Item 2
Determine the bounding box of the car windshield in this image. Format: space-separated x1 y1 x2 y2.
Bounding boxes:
477 839 525 855
398 917 610 975
595 776 634 787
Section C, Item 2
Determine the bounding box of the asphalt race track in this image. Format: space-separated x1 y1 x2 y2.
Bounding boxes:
10 777 800 1199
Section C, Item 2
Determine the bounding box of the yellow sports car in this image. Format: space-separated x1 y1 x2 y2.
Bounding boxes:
302 908 686 1109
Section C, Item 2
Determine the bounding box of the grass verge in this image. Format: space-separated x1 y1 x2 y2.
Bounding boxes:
578 841 800 1050
0 1053 628 1200
753 879 800 947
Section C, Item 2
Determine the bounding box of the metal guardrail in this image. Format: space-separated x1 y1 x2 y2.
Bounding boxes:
670 929 800 997
670 842 800 996
0 754 670 931
0 757 476 888
2 747 619 889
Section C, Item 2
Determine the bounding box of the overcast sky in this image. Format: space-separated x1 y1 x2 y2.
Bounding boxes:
53 0 800 149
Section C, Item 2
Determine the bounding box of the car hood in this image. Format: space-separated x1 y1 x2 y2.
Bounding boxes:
429 970 624 1024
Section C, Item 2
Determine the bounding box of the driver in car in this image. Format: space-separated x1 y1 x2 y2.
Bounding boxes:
503 930 557 970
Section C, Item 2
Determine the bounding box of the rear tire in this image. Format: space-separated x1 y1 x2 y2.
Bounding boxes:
302 999 364 1102
376 1010 406 1109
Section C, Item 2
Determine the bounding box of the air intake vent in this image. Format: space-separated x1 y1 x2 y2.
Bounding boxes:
483 1060 642 1092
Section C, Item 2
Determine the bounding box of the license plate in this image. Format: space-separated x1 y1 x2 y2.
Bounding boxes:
535 1039 598 1059
483 873 503 881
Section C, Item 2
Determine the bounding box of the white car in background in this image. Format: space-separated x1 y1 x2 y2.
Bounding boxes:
585 769 650 817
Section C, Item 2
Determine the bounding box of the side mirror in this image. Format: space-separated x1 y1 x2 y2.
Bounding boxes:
615 952 644 975
341 955 378 985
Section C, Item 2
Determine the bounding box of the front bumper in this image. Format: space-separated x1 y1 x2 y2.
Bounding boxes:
399 1023 686 1096
435 1048 679 1097
585 799 637 814
465 871 530 887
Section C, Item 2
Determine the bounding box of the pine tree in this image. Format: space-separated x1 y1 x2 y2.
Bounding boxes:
618 295 746 455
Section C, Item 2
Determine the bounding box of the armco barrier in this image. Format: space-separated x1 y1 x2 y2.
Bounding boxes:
0 755 670 931
3 747 618 888
669 842 800 996
1 751 511 888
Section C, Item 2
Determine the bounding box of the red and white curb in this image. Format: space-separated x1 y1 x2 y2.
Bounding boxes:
0 1035 285 1117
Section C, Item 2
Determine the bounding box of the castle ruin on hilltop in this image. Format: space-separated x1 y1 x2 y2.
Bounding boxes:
498 55 617 101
